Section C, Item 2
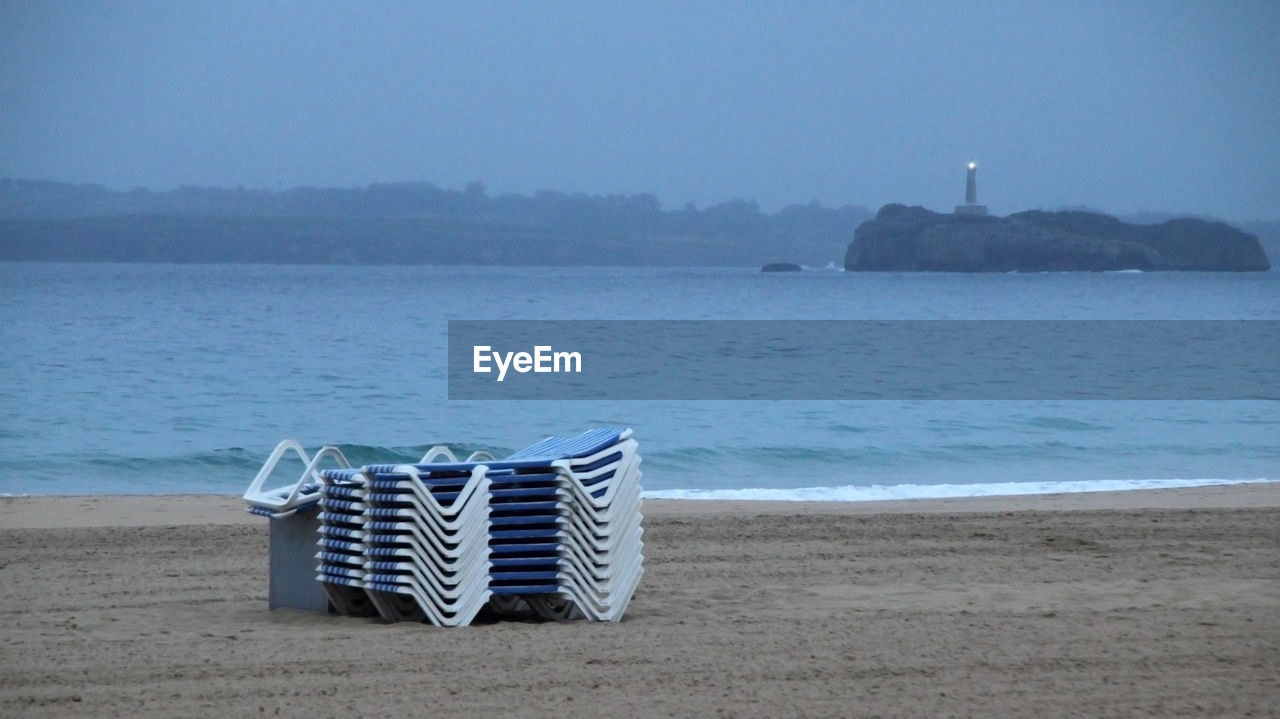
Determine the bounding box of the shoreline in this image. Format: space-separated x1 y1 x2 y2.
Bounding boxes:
1 481 1277 529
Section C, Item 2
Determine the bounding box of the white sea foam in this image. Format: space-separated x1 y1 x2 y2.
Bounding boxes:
642 477 1277 502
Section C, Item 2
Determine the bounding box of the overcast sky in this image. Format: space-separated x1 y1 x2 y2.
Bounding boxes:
2 1 1278 219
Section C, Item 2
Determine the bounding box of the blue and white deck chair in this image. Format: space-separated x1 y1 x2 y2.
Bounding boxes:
357 427 642 625
434 428 642 623
316 463 493 626
254 427 644 626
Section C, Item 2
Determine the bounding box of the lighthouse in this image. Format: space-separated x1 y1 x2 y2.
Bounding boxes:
955 161 988 216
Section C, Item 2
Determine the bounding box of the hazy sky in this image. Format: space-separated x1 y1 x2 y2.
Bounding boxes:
2 1 1278 219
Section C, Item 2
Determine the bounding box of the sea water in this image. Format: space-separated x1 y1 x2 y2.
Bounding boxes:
1 262 1276 497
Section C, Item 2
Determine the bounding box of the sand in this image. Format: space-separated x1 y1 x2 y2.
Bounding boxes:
2 485 1278 717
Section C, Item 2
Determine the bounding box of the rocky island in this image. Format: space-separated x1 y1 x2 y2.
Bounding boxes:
844 204 1271 272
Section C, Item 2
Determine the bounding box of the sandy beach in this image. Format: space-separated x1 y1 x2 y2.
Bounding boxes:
2 484 1278 717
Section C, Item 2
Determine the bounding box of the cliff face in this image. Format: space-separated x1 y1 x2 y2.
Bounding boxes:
844 204 1271 272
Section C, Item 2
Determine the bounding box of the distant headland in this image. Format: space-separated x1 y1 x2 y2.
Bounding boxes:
844 204 1271 272
0 177 1275 269
0 178 871 267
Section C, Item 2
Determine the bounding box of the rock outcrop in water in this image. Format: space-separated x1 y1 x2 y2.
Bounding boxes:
844 204 1271 272
760 262 803 272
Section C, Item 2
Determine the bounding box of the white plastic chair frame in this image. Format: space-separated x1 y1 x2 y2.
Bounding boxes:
243 440 352 512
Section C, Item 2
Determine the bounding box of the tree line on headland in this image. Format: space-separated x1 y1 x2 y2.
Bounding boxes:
0 179 870 266
1 178 1275 267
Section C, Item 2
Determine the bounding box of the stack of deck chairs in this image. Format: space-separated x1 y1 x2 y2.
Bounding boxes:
313 427 643 626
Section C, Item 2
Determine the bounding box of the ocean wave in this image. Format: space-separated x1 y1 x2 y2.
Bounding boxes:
642 438 1275 473
642 477 1277 502
0 443 510 495
28 442 515 473
7 441 1277 500
1021 416 1113 432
